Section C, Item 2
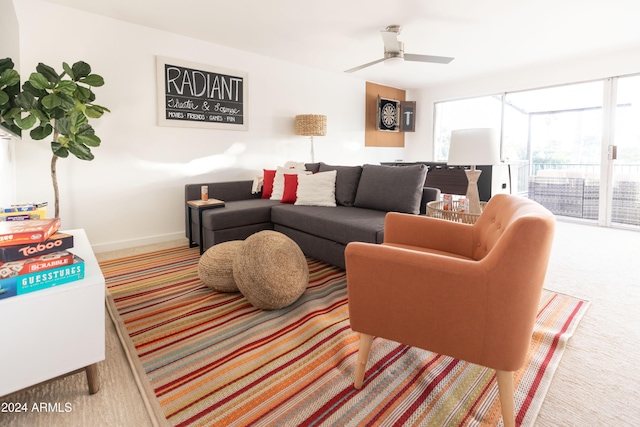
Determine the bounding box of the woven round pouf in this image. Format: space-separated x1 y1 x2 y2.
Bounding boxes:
198 240 244 292
233 230 309 310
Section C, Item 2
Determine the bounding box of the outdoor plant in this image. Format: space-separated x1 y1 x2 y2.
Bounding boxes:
8 60 110 217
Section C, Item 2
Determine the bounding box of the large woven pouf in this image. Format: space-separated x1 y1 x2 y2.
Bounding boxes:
233 230 309 310
198 240 244 292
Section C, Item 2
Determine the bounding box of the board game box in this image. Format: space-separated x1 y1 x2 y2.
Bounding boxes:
0 218 61 248
0 232 74 262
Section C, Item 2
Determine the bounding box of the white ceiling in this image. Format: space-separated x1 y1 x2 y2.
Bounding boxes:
40 0 640 89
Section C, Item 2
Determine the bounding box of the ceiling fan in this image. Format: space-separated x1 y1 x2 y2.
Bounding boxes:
344 25 454 73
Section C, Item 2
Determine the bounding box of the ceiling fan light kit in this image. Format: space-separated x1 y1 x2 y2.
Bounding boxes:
345 25 454 73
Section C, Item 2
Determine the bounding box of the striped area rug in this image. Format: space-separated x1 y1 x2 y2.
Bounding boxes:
102 246 589 427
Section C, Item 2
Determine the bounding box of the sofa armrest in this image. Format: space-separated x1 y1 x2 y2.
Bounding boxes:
185 180 260 203
420 187 441 215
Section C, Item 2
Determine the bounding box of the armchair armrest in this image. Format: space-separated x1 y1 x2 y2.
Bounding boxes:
384 212 475 259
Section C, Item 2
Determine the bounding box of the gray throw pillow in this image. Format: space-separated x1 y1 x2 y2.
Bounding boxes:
318 163 363 206
304 163 321 173
354 164 428 214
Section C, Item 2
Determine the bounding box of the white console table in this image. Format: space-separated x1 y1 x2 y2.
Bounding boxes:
0 229 105 397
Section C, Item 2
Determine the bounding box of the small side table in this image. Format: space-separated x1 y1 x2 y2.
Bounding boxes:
186 199 225 254
0 229 105 397
426 200 487 224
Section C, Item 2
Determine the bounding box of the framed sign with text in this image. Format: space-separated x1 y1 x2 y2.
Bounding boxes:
156 56 248 130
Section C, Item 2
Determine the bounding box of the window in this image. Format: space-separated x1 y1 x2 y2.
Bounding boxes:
433 76 640 228
433 95 502 162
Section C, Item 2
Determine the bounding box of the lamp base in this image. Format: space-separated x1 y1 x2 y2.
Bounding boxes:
309 136 315 163
464 167 483 215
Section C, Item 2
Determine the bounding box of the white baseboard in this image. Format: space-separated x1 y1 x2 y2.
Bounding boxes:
91 231 188 254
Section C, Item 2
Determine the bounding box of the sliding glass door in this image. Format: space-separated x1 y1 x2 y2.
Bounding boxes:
504 81 604 222
434 75 640 229
610 76 640 227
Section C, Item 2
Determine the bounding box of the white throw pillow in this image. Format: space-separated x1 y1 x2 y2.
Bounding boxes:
270 166 311 200
295 170 337 207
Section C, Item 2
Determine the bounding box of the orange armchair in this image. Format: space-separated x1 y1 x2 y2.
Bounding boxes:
345 194 555 427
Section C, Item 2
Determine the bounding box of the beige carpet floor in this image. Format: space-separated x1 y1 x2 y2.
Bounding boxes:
0 221 638 426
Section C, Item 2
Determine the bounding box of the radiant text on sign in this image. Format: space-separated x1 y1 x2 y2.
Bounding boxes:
164 64 244 125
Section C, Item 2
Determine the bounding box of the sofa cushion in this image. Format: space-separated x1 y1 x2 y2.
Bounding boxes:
318 162 362 207
261 169 276 199
281 174 299 204
199 199 280 231
304 162 321 173
295 170 337 207
270 166 311 201
271 204 387 245
354 164 427 214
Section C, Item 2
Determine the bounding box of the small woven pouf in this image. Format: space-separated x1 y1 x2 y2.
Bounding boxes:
233 230 309 310
198 240 244 292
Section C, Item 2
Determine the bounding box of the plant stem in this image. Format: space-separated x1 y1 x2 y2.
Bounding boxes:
51 126 60 218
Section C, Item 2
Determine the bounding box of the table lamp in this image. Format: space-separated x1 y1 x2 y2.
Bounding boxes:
295 114 326 163
447 128 500 214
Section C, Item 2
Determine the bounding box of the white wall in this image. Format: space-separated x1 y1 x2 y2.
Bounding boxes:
0 0 20 206
12 0 404 252
405 46 640 161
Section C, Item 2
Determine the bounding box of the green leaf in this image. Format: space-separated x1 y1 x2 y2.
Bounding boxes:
42 93 62 109
0 90 8 106
14 114 37 130
0 69 20 87
21 81 48 98
30 123 53 140
48 107 65 120
0 58 15 74
62 62 74 80
74 85 91 102
56 117 71 135
56 92 75 111
56 80 77 95
77 133 101 147
31 108 50 122
51 141 69 158
4 107 21 120
36 63 60 84
70 111 88 129
68 141 94 160
85 105 104 118
15 92 37 110
29 72 51 90
79 74 104 87
71 61 91 80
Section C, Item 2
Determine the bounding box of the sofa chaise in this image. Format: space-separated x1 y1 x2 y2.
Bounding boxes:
185 163 440 269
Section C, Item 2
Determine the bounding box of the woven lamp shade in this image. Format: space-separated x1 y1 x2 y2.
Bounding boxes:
295 114 327 136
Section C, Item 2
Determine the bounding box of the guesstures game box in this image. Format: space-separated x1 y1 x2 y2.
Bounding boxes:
0 255 85 300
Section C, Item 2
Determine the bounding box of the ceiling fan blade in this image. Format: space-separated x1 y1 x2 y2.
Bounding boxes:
344 57 387 73
404 53 454 64
380 30 400 52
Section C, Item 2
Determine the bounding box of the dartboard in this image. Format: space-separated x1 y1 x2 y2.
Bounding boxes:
382 103 396 127
378 98 399 130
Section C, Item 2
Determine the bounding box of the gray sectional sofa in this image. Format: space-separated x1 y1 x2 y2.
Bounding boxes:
185 163 440 269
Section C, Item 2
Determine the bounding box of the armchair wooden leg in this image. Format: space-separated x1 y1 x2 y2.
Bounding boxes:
496 370 515 427
354 334 373 390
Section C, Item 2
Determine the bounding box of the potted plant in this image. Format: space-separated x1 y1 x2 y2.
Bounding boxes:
4 59 110 218
0 58 21 136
